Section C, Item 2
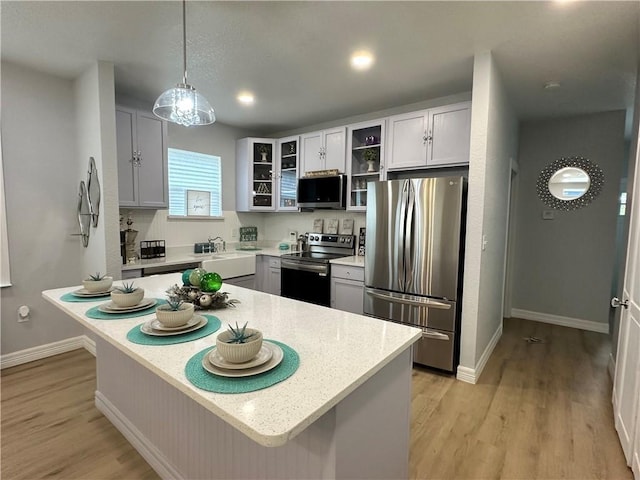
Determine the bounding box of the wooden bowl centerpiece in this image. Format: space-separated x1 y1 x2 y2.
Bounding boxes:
110 282 144 307
216 322 263 364
82 272 113 292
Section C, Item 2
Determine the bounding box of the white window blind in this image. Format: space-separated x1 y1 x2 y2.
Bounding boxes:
168 148 222 217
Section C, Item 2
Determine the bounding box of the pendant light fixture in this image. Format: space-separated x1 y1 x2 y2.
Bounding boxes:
153 0 215 126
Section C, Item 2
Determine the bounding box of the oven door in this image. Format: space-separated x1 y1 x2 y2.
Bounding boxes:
281 259 330 307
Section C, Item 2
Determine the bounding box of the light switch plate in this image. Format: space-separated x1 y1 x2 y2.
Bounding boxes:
542 210 555 220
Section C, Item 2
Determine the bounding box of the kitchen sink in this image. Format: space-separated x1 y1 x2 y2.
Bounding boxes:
201 253 255 279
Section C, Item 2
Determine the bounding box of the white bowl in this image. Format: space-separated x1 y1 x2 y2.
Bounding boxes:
155 303 195 328
82 276 113 293
216 328 263 364
110 288 145 307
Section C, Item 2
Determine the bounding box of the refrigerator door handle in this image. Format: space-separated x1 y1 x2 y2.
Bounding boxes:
404 181 415 286
366 289 452 310
398 180 410 291
421 329 450 341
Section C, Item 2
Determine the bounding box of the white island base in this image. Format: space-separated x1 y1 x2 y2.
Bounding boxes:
94 337 413 480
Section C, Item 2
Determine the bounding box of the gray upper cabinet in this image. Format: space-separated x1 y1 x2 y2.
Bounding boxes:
116 106 168 208
387 101 471 170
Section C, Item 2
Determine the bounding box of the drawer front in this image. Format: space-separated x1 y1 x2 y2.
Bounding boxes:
412 327 456 372
268 257 281 269
331 264 364 282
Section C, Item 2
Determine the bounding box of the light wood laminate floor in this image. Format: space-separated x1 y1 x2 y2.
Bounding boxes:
1 318 632 479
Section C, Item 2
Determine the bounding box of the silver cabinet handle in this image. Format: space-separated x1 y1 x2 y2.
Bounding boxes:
422 329 450 341
366 289 451 310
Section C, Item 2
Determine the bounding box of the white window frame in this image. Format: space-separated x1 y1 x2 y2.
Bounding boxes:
167 148 223 219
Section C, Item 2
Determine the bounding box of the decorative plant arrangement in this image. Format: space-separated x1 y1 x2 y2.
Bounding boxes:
363 148 378 173
156 291 195 327
111 281 145 307
83 272 113 293
216 322 263 363
166 270 239 310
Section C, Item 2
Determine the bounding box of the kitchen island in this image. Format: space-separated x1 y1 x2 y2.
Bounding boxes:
42 273 421 479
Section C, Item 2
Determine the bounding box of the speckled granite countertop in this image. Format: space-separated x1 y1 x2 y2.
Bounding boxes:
42 274 420 447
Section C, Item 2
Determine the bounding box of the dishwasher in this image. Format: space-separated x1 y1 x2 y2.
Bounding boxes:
122 262 201 279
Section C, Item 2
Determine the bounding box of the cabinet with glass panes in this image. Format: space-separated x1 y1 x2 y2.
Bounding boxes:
346 119 386 211
277 136 299 211
236 138 276 211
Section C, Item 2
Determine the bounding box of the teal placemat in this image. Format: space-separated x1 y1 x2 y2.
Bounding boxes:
60 292 111 303
85 299 167 320
185 340 299 394
126 314 221 345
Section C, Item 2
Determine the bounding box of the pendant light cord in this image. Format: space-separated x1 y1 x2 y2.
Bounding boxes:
182 0 188 85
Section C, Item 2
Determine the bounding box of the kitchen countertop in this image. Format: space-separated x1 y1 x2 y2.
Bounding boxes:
42 274 420 447
330 255 365 267
121 246 292 271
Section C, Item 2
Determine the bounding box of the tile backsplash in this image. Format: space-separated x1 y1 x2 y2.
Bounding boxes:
120 209 366 249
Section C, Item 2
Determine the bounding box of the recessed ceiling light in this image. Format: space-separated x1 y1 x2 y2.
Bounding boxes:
237 92 255 105
544 81 561 90
350 51 374 71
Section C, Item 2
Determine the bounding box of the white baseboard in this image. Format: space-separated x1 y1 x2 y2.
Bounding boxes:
95 391 181 480
1 336 86 369
511 308 608 334
83 335 96 356
456 323 503 384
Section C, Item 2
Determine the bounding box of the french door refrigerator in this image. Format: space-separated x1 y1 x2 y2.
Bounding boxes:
364 177 466 372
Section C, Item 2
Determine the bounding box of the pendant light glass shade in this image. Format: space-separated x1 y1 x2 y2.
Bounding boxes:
153 83 215 126
153 0 215 127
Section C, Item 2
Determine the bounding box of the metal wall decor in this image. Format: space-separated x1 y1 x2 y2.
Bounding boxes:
536 156 604 211
87 157 101 227
76 181 91 247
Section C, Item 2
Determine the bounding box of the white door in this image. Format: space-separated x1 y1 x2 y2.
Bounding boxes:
427 102 471 167
301 131 323 174
613 120 640 474
386 110 428 170
323 127 346 173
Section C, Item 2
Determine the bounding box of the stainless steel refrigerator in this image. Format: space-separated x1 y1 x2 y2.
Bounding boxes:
364 177 466 372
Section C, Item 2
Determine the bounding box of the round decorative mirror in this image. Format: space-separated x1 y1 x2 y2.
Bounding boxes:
536 156 604 210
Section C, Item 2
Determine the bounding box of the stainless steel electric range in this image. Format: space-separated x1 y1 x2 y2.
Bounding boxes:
280 233 355 307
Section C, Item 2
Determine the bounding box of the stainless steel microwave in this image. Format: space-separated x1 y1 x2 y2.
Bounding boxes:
297 175 347 209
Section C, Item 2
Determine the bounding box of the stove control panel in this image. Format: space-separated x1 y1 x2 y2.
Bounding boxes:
305 233 354 251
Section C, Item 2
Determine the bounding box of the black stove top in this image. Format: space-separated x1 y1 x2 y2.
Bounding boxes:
280 251 348 264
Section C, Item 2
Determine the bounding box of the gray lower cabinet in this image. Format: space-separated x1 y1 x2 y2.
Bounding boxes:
330 264 364 314
116 106 168 208
255 256 281 295
225 274 256 290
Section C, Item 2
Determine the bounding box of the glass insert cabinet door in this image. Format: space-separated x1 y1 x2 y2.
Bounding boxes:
252 141 274 208
277 136 299 211
347 120 386 211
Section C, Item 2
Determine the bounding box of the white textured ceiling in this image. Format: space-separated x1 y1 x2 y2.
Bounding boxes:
1 1 638 134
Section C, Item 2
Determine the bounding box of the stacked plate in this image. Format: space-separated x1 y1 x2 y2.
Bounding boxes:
140 315 208 336
202 341 284 378
71 287 114 298
98 298 157 314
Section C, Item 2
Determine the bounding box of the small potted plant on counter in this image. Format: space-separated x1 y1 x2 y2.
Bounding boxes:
216 322 263 364
110 282 144 307
156 293 195 328
82 272 113 293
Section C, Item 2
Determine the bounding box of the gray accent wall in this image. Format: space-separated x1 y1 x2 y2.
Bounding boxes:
512 110 626 325
1 62 85 353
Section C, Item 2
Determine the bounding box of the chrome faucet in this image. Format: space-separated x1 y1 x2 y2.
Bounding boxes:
208 236 226 253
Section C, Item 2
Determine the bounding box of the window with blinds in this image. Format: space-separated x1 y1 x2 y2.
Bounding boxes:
168 148 222 217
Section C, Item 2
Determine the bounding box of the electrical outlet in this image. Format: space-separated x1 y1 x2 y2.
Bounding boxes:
17 305 30 322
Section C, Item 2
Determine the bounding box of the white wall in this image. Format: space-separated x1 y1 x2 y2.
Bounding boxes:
0 62 85 354
512 111 626 325
75 61 120 279
459 51 519 380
